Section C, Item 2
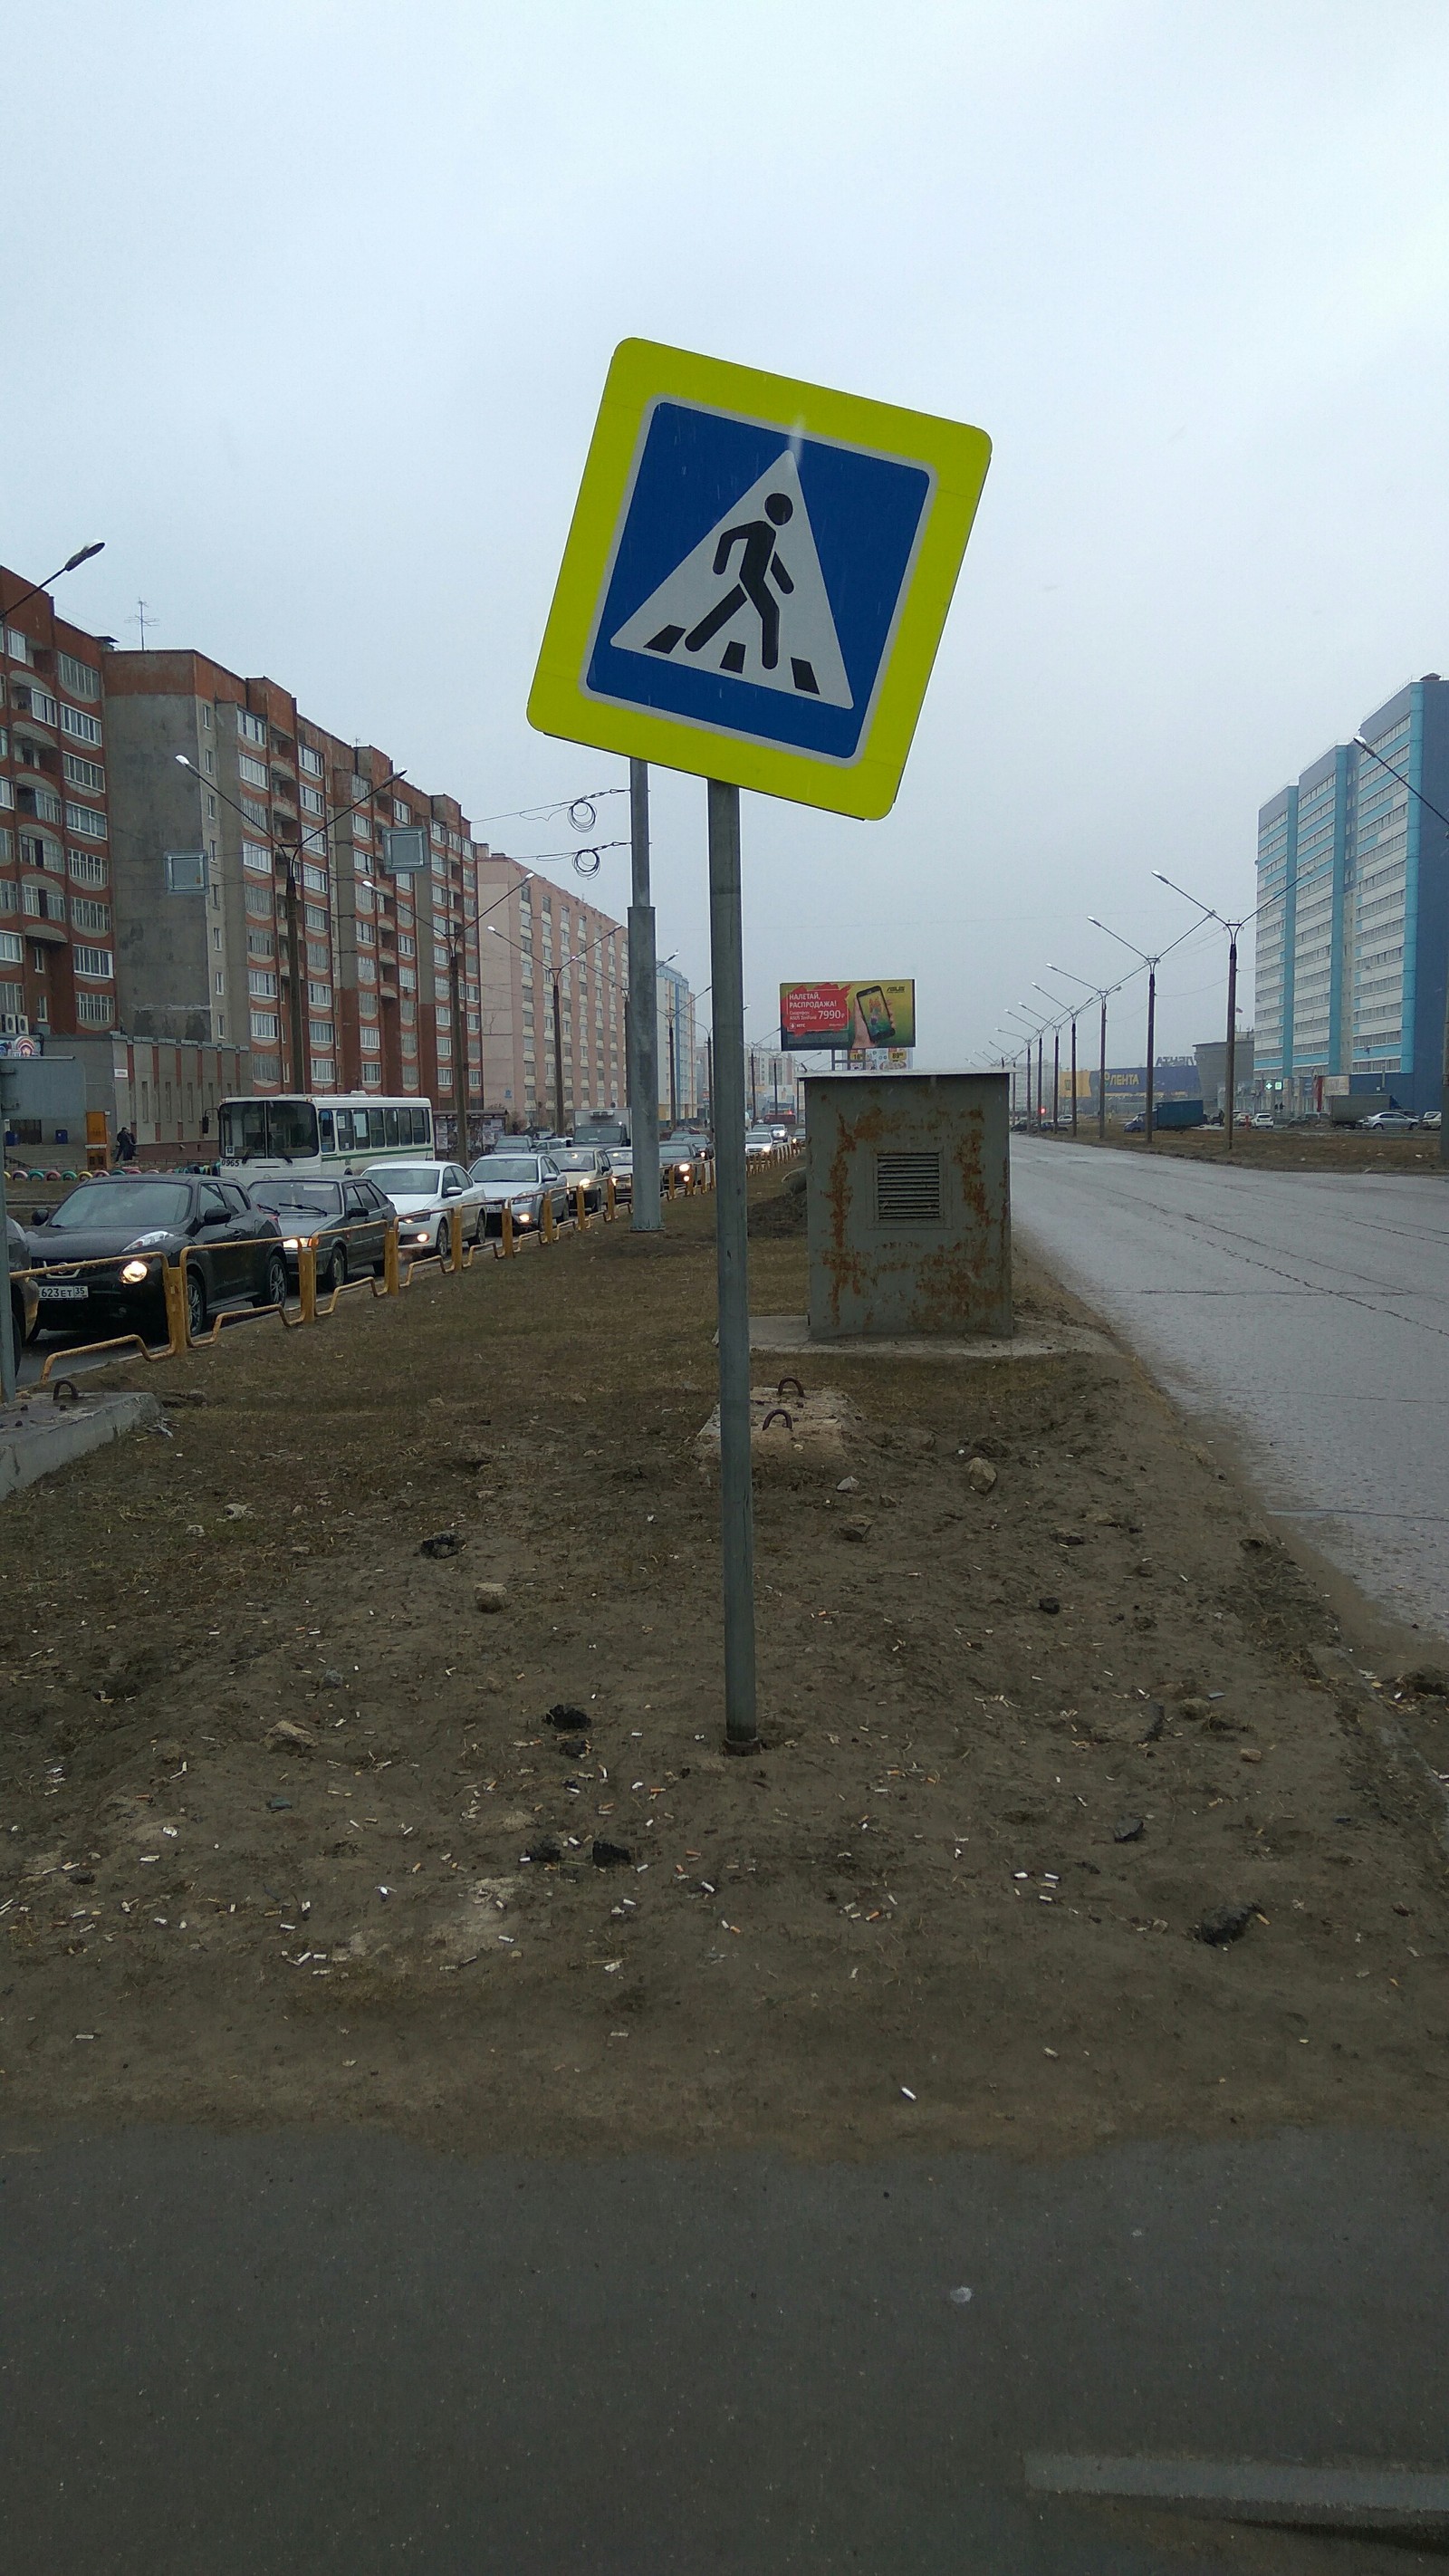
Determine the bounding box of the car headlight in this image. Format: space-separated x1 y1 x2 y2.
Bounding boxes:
120 1259 150 1284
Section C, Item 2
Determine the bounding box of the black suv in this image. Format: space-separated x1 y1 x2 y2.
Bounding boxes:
27 1175 287 1342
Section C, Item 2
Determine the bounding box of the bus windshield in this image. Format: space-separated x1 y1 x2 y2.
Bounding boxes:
218 1098 320 1160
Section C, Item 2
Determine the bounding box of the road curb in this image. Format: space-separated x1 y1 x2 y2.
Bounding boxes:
0 1391 163 1500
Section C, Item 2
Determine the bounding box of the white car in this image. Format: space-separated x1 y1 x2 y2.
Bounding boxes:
362 1159 489 1254
465 1149 570 1235
744 1128 779 1160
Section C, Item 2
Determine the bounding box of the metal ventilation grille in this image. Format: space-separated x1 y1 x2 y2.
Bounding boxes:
875 1149 943 1224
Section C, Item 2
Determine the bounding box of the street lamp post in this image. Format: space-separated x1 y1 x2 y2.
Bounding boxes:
1154 871 1246 1149
1089 919 1165 1143
1035 982 1083 1139
1049 964 1120 1145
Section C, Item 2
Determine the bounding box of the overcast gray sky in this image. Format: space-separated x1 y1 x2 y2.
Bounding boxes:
9 0 1449 1067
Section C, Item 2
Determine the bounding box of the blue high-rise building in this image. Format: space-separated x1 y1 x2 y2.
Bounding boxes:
1254 674 1449 1117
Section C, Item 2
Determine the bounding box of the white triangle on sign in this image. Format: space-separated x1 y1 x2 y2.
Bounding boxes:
610 447 853 709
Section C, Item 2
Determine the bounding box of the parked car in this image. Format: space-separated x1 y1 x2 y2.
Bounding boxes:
551 1144 613 1211
249 1175 396 1289
1360 1111 1418 1133
25 1175 286 1341
7 1213 39 1358
465 1149 570 1235
361 1160 488 1254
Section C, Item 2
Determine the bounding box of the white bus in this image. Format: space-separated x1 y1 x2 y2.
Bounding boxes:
217 1092 435 1178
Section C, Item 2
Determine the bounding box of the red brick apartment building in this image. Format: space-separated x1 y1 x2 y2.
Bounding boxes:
0 570 116 1047
1 561 634 1161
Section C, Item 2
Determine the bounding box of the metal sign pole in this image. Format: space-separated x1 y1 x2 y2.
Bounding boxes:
706 779 759 1754
628 758 661 1230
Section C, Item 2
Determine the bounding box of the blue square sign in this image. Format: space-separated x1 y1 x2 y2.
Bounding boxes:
585 402 932 767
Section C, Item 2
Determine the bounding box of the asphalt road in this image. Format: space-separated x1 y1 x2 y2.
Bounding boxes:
1011 1141 1449 1644
2 2125 1447 2572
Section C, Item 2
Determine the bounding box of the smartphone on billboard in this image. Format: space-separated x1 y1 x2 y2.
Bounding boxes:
856 984 896 1046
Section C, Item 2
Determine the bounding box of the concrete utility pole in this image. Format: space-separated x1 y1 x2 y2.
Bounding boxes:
706 780 759 1754
448 940 470 1158
627 759 661 1228
552 961 567 1139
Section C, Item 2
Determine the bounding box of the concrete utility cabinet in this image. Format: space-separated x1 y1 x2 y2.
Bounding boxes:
804 1072 1011 1340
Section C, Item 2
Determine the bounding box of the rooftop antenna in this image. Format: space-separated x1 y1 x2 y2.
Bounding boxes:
130 597 155 649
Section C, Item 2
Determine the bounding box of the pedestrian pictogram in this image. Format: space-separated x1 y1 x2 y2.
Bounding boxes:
529 341 991 818
610 447 852 708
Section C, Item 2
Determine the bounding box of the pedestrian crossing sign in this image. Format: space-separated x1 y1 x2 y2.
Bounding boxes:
528 340 992 819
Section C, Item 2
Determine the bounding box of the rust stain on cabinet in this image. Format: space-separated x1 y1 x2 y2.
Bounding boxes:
806 1073 1011 1341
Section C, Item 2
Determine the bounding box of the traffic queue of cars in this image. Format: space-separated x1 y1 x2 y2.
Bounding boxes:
12 1134 687 1349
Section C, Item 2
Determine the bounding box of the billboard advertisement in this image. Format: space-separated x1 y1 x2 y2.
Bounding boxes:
780 979 916 1050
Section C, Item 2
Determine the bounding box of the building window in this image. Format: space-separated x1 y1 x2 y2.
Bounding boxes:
305 941 329 972
302 862 327 893
312 1058 335 1086
215 969 226 994
71 898 111 932
56 651 100 702
360 1024 381 1053
307 978 331 1004
299 743 323 778
0 929 21 964
309 1020 334 1047
59 703 103 747
304 902 328 932
246 931 274 958
76 990 114 1025
238 752 269 789
72 943 113 980
238 709 267 747
68 850 107 887
248 969 278 998
241 795 268 830
251 1011 280 1041
300 783 324 817
393 799 410 825
62 752 105 793
243 840 272 876
15 685 58 726
360 1061 381 1086
357 956 377 985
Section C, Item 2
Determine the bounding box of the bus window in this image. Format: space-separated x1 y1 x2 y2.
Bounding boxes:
319 1110 336 1151
338 1110 360 1149
410 1106 430 1144
368 1110 386 1149
219 1099 268 1160
269 1098 320 1158
384 1107 400 1147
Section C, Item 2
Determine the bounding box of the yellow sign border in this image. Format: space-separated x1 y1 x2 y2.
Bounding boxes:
528 339 991 821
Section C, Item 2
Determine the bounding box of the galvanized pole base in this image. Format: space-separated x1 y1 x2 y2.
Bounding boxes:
706 779 759 1754
628 759 661 1230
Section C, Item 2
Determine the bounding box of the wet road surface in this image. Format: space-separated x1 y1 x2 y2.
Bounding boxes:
2 2125 1446 2572
1011 1141 1449 1643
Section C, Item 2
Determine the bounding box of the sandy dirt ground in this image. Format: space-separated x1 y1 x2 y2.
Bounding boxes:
2 1171 1447 2160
